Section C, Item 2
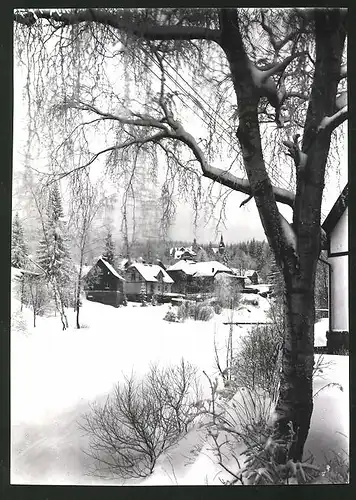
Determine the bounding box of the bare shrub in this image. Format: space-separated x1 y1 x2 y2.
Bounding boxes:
232 324 283 402
177 300 214 322
80 359 202 479
11 309 28 334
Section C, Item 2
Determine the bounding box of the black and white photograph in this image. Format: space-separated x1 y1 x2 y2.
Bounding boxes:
11 7 348 486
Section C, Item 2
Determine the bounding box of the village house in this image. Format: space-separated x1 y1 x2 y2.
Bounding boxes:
244 269 259 285
169 246 197 260
166 260 243 295
84 257 126 307
321 184 348 353
124 262 174 300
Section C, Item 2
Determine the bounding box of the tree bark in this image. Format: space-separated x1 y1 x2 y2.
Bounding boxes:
273 280 315 462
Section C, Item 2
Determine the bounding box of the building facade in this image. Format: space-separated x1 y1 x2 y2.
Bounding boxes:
124 263 174 300
322 184 348 353
84 257 126 307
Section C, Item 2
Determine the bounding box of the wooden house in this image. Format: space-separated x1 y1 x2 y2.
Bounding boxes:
170 246 197 260
244 269 259 285
166 260 237 295
124 262 174 300
321 184 348 353
84 257 126 307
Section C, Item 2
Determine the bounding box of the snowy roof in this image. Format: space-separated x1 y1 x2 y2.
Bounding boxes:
167 260 233 278
75 264 92 277
170 247 197 259
166 260 198 275
230 268 246 278
118 258 130 268
322 183 348 234
99 258 126 281
193 261 233 277
11 266 42 280
129 263 174 284
244 269 258 277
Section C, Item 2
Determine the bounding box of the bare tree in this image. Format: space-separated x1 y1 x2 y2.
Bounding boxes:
14 8 347 462
23 273 48 327
68 173 108 328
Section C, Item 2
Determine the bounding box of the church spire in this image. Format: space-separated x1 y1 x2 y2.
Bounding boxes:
219 234 225 254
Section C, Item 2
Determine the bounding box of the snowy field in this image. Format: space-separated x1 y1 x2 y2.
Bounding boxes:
11 279 349 485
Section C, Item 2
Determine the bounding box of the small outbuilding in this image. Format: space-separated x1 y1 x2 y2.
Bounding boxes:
84 257 126 307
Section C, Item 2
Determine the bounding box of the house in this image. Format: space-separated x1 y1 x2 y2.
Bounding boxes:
244 270 259 285
84 257 126 307
169 246 197 260
166 260 238 295
321 184 348 353
124 262 174 300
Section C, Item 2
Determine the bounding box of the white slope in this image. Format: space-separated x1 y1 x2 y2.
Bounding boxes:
11 283 349 485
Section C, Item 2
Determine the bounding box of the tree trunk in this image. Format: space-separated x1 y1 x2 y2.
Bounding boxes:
76 273 82 329
33 309 36 328
52 280 68 330
273 277 315 462
20 276 24 312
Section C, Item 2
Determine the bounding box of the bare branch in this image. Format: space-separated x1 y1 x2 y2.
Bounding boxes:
51 132 169 181
260 10 298 53
317 106 348 134
239 195 253 208
165 118 295 207
64 99 170 131
14 9 221 42
260 52 306 82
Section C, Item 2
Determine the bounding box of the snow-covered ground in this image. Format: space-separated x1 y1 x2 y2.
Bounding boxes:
10 280 349 485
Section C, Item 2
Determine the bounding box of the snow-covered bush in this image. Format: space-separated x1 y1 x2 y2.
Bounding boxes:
11 309 28 334
164 307 179 322
240 294 259 307
196 304 214 321
177 300 214 322
80 359 201 479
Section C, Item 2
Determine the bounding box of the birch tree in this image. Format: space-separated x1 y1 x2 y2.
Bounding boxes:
69 173 106 328
14 8 347 464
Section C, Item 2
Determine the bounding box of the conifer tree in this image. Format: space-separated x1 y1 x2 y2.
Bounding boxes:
102 229 116 266
140 281 147 305
37 183 73 329
11 212 28 268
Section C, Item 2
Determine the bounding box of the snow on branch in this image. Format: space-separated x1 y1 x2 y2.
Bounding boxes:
164 117 295 207
317 106 348 134
14 9 221 41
